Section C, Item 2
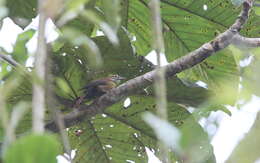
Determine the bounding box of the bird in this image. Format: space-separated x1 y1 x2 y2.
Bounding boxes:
73 74 125 108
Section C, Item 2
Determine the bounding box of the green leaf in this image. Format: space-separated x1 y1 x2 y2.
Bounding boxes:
100 0 121 31
0 61 9 80
69 96 215 162
127 0 152 55
51 29 211 107
65 0 90 11
80 10 119 44
179 117 215 163
253 5 260 16
55 77 71 94
4 134 61 163
65 16 95 36
57 0 96 36
6 0 37 28
13 29 35 64
120 0 130 27
125 0 260 106
61 27 103 67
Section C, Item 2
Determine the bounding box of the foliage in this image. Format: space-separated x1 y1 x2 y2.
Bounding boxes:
3 134 61 163
0 0 259 163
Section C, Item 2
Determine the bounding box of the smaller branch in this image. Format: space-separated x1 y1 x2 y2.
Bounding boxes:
0 54 19 67
0 91 8 158
149 0 168 121
45 47 72 161
232 34 260 48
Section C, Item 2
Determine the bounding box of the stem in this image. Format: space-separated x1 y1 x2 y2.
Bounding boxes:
45 50 72 161
149 0 169 162
0 54 19 67
0 93 8 157
32 0 47 133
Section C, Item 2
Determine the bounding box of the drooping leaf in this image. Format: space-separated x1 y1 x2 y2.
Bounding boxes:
100 0 121 31
57 0 96 36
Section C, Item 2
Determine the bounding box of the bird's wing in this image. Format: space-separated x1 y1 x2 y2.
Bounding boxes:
97 81 117 92
79 79 108 91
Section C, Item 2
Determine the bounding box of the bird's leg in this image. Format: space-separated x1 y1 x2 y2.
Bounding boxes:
73 96 85 108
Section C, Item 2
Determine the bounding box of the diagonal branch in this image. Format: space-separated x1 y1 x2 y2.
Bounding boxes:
45 0 255 132
0 54 20 67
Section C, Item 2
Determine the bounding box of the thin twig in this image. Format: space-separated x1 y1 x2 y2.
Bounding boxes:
0 91 8 158
0 54 19 67
45 46 72 161
149 0 169 162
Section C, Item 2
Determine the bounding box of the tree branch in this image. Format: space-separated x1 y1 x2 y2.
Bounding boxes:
45 0 254 132
0 54 19 67
32 0 48 133
231 34 260 48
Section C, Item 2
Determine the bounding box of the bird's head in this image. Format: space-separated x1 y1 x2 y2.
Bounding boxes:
109 74 126 84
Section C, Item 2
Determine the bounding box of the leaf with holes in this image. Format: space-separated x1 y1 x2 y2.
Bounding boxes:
69 96 215 162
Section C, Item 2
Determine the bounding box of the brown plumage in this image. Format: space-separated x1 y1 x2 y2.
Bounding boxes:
74 75 125 108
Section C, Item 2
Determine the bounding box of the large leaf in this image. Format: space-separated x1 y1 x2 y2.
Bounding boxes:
51 30 215 162
128 0 260 56
125 0 241 105
69 96 215 163
54 30 211 108
127 0 152 55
